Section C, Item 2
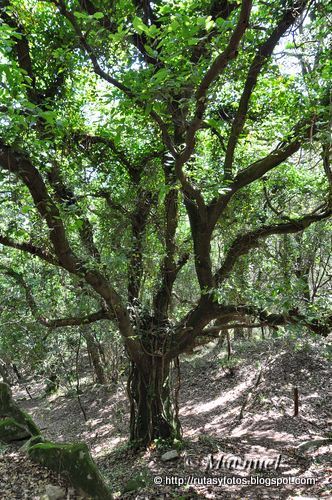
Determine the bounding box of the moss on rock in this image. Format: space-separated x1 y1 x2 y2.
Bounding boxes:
0 417 31 443
28 441 112 499
0 383 113 498
20 434 45 451
0 383 40 436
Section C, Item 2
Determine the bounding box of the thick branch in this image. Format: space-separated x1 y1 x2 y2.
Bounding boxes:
174 0 252 221
322 143 332 208
0 3 35 99
0 143 80 272
209 135 303 227
0 142 136 348
128 190 154 303
40 310 109 328
210 303 332 337
215 210 331 285
223 0 308 178
1 2 66 105
191 1 239 64
47 162 101 260
0 266 109 327
0 234 58 265
184 0 252 152
153 167 187 320
186 201 215 289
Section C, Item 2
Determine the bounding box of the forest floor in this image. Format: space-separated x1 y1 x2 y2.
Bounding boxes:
2 335 332 499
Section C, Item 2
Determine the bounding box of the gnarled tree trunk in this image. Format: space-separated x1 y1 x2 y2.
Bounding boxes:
127 353 181 448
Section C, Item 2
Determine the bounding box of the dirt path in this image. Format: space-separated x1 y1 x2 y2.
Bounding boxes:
8 337 332 499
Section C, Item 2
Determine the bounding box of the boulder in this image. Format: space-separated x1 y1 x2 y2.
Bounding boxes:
122 475 147 493
28 441 112 499
44 484 66 500
0 382 113 499
20 434 45 451
0 383 39 436
0 417 31 443
161 449 179 461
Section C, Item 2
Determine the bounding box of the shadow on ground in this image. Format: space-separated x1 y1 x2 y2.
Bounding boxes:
15 336 332 499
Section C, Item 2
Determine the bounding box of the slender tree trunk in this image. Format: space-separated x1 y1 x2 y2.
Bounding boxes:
83 329 108 385
0 360 11 385
261 326 265 339
12 363 22 381
234 326 244 340
127 355 181 447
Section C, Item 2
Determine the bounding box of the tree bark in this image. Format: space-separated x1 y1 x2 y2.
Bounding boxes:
127 354 181 448
234 326 244 340
0 360 11 385
83 329 108 385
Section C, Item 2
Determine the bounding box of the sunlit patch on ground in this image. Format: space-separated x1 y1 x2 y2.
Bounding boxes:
14 337 332 499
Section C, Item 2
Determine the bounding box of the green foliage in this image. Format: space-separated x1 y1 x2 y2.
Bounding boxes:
218 355 242 371
122 471 150 493
153 435 183 452
0 0 330 441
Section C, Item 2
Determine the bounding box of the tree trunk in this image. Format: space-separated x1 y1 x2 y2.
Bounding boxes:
127 355 181 448
83 330 108 385
234 326 244 340
0 360 11 385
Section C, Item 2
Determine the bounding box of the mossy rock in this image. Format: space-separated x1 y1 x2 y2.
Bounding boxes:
0 417 31 443
0 383 39 436
0 383 112 498
122 475 147 493
28 441 112 499
20 434 45 451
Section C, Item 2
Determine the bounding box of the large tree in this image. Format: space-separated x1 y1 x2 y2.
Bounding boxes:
0 0 331 447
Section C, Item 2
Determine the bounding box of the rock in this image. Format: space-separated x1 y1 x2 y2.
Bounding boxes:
20 434 45 451
44 484 66 500
0 383 112 499
0 417 31 443
28 441 112 500
122 475 146 493
0 382 40 436
161 449 179 461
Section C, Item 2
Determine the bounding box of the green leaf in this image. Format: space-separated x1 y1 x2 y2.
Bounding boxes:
133 16 149 35
93 12 104 20
152 68 169 83
205 17 215 31
73 219 84 230
144 44 157 58
40 111 57 125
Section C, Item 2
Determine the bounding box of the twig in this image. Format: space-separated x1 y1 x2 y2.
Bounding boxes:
226 330 232 360
75 331 87 422
293 387 299 417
